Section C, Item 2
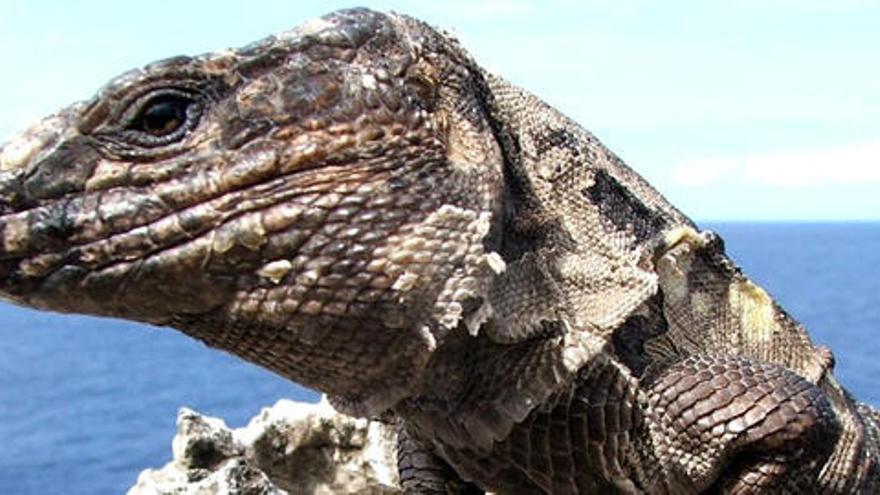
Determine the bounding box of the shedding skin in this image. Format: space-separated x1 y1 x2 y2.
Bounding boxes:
0 8 877 494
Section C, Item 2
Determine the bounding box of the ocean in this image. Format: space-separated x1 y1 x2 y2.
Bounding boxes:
0 222 878 494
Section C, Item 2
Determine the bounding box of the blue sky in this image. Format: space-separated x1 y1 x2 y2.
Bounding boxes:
1 1 878 220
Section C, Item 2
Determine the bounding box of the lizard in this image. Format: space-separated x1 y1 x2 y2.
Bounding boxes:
0 8 877 494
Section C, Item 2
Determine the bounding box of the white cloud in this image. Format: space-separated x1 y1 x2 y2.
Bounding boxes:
671 140 880 188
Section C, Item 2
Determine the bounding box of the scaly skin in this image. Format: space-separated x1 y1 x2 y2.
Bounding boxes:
0 9 877 493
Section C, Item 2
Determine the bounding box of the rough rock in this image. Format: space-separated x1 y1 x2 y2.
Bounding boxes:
127 399 400 495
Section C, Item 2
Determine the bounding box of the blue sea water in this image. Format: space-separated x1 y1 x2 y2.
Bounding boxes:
0 222 878 494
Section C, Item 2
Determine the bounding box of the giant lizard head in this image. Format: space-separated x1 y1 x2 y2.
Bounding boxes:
0 9 506 414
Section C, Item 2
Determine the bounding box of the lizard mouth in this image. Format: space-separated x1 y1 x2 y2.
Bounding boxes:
0 235 52 306
0 177 34 297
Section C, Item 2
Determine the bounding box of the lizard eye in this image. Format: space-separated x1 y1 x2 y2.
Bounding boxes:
137 96 190 136
123 89 202 146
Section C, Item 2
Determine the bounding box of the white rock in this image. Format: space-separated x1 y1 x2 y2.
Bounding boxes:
128 398 400 495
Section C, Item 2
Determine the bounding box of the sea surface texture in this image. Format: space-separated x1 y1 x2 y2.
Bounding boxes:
0 222 878 494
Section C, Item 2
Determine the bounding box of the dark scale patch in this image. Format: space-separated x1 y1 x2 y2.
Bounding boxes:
497 204 578 264
28 201 77 250
612 292 670 377
0 173 29 215
583 169 666 245
494 139 581 264
533 127 580 157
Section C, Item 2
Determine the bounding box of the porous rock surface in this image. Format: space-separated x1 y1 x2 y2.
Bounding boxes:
127 399 400 495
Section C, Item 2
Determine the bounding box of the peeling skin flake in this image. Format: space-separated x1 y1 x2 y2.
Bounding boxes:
258 259 293 284
485 251 507 274
392 271 419 291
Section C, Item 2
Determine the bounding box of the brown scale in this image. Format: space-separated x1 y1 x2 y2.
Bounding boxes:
646 355 841 493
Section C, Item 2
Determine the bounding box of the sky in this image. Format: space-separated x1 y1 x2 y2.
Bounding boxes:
0 1 878 221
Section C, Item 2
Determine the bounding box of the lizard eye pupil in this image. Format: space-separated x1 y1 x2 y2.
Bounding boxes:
136 96 192 137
